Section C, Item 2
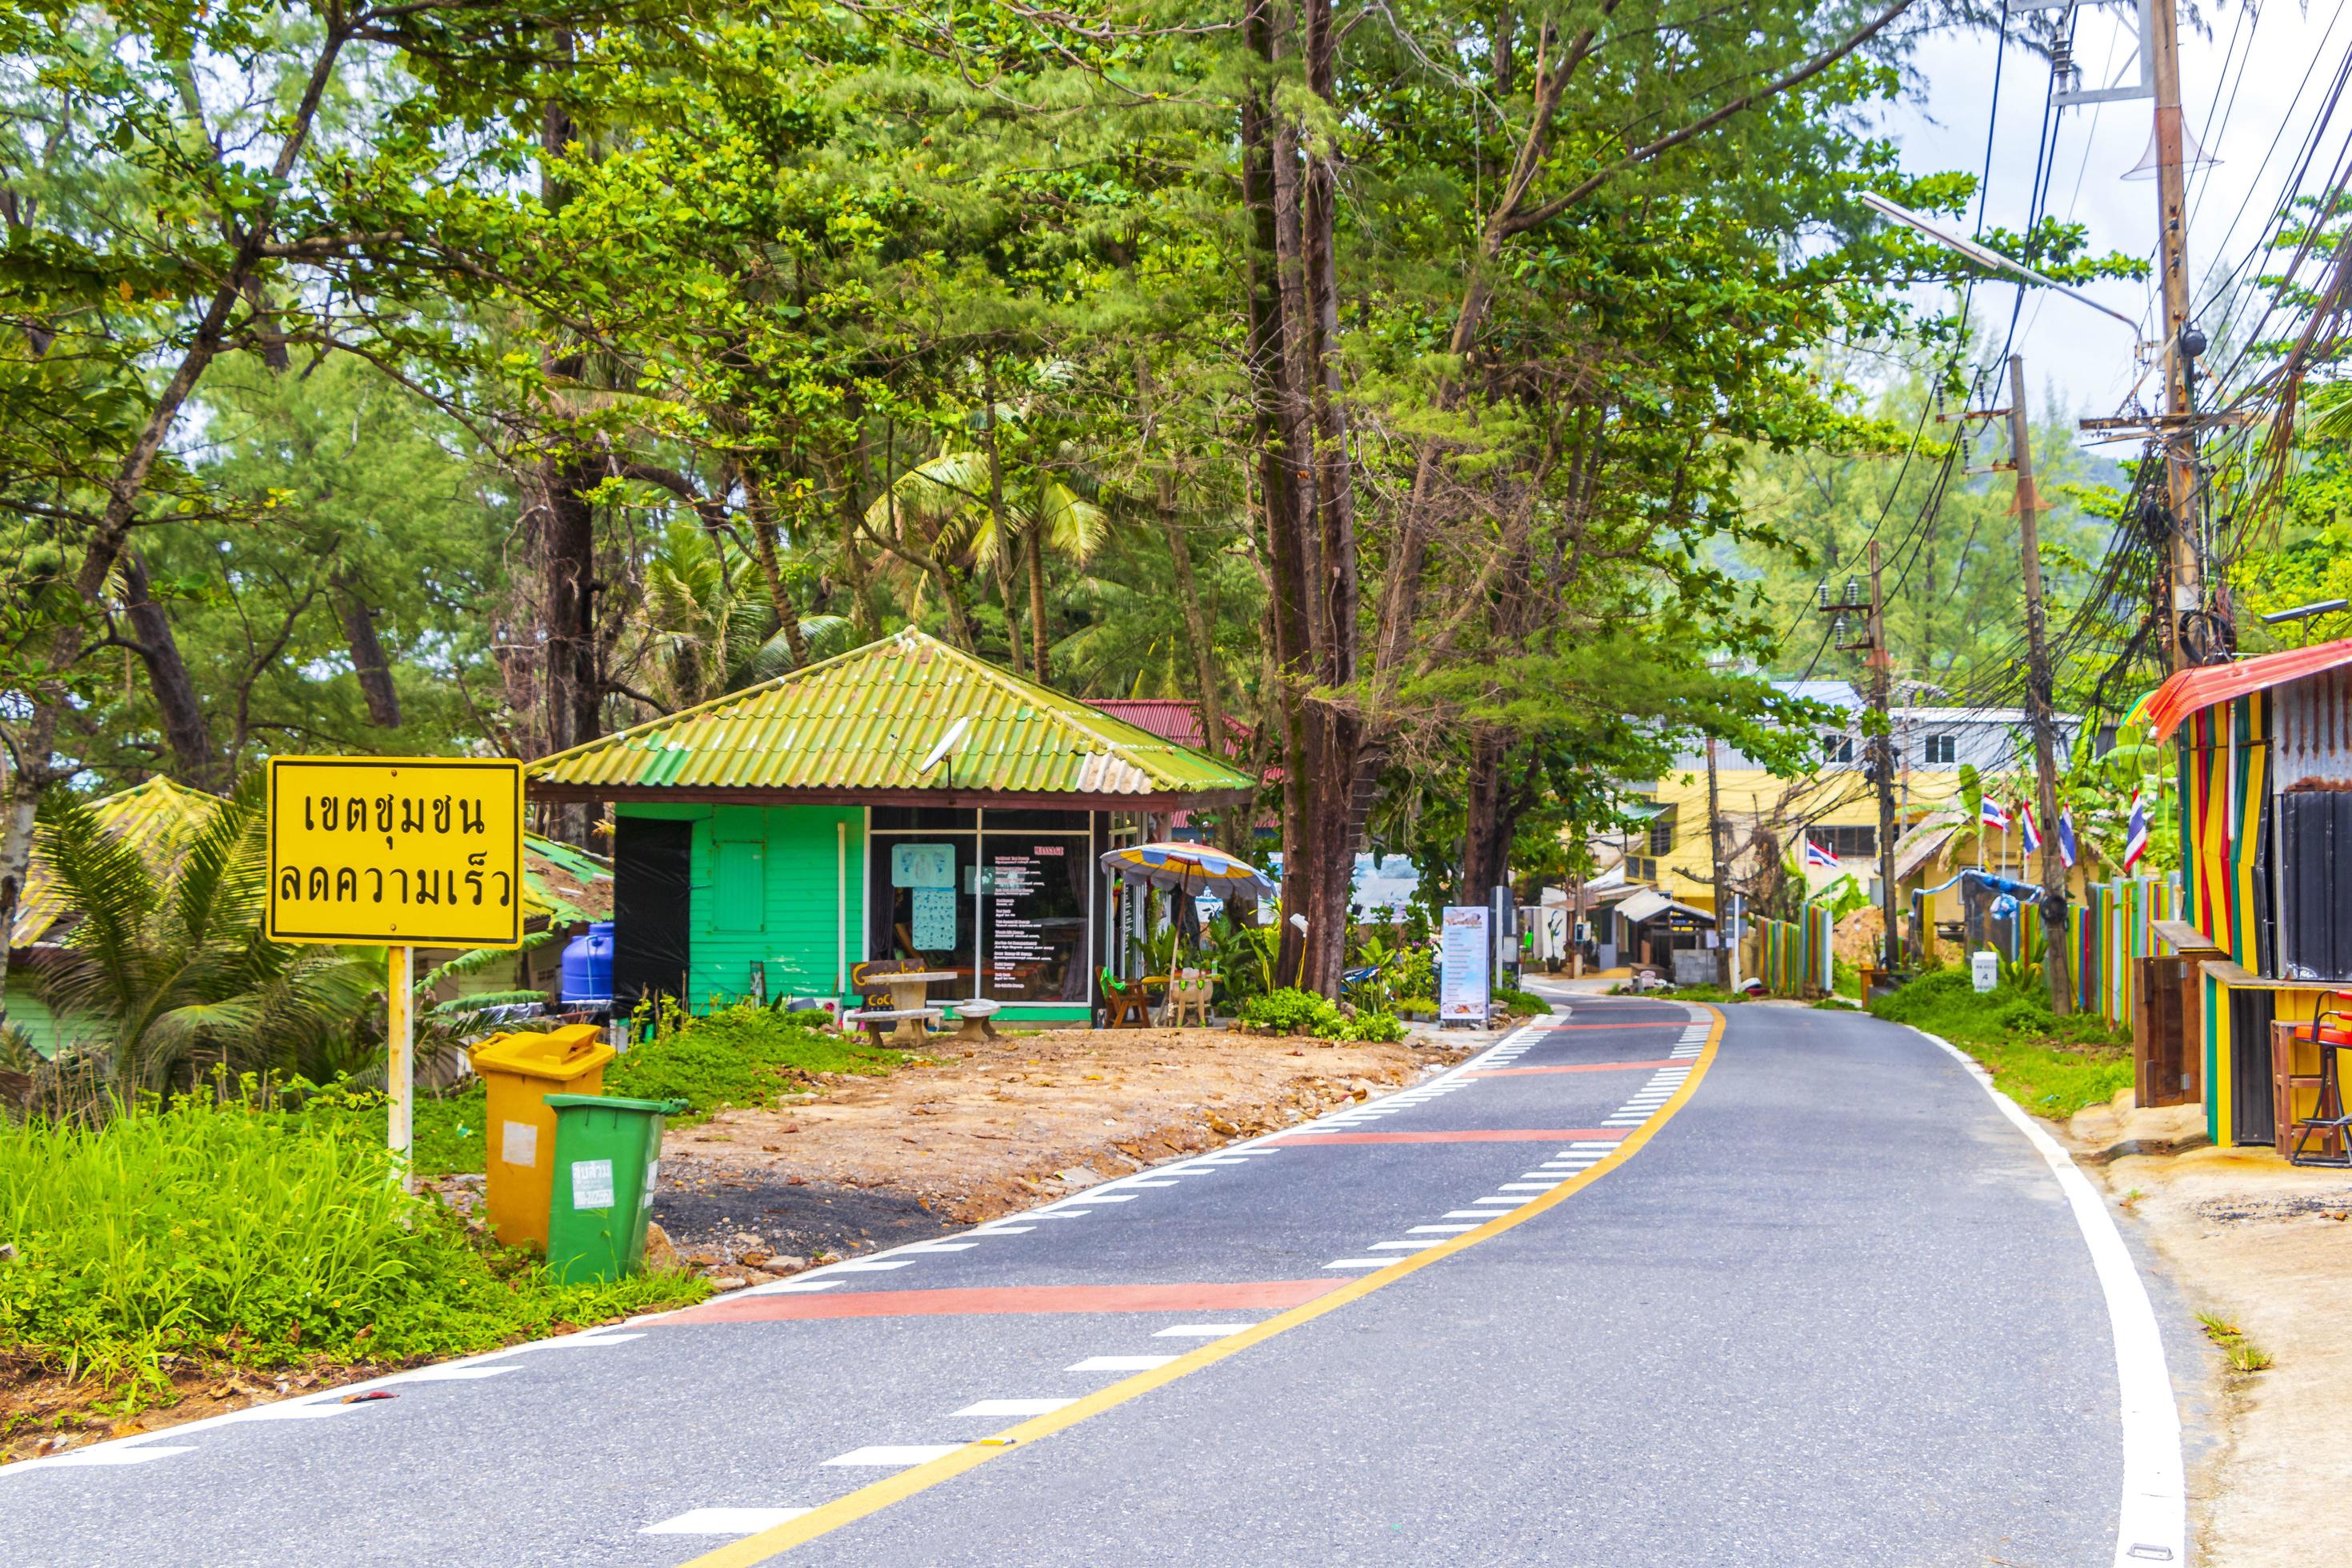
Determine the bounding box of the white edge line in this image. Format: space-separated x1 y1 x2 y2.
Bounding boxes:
1906 1025 2183 1568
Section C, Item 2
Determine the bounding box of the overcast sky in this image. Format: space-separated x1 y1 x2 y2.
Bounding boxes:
1878 0 2346 427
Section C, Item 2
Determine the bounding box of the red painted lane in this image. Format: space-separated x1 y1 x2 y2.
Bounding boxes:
1535 1021 1685 1030
1463 1058 1682 1078
1265 1129 1627 1145
658 1278 1347 1326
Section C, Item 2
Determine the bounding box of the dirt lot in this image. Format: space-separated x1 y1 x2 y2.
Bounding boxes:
648 1025 1475 1279
2069 1093 2352 1566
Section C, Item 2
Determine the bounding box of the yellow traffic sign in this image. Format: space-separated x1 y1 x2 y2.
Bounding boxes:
266 758 525 948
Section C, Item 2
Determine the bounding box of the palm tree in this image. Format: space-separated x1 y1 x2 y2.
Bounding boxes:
862 447 1108 676
34 779 374 1095
638 522 853 706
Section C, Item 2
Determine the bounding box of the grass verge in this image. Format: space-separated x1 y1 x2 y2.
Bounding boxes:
2197 1309 2275 1374
605 1003 912 1124
1868 967 2132 1118
0 1093 708 1425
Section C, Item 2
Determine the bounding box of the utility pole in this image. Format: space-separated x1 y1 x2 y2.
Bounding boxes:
2004 354 2075 1015
1706 734 1730 988
2148 0 2203 670
1866 542 1900 979
1816 546 1902 979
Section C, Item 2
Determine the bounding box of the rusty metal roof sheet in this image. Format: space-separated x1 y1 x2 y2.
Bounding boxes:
529 630 1258 802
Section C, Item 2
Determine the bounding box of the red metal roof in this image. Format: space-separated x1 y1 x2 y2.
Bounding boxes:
1090 699 1252 756
2144 638 2352 741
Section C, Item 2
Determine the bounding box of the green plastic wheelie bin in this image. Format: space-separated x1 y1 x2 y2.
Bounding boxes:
542 1093 686 1285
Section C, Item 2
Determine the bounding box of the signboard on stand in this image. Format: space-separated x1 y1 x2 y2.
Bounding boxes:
265 757 525 1189
1439 905 1491 1025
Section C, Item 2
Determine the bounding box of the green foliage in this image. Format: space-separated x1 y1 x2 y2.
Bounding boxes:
1205 921 1280 1006
1493 986 1550 1017
0 1094 706 1405
1868 969 2130 1115
1322 1011 1406 1044
1238 987 1344 1036
602 1003 906 1122
285 1079 491 1178
33 781 374 1094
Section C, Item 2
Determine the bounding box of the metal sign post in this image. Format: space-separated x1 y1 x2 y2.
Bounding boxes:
266 758 525 1188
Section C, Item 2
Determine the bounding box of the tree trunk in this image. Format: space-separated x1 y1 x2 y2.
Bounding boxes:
535 461 598 762
332 569 402 727
737 480 807 670
1026 514 1050 683
1460 727 1511 903
830 442 881 640
121 550 218 789
976 387 1026 675
0 702 60 1032
1241 0 1364 996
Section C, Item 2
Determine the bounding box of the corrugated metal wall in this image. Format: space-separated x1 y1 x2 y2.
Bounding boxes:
2274 665 2352 787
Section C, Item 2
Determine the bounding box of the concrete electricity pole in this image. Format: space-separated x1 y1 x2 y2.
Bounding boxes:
1706 734 1730 988
1815 546 1904 981
2003 354 2075 1014
1866 542 1900 978
2148 0 2205 670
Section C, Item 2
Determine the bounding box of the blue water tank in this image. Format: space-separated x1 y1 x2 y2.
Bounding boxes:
559 922 614 1008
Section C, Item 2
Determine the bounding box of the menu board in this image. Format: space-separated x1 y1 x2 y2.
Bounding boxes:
1440 905 1491 1023
988 846 1051 990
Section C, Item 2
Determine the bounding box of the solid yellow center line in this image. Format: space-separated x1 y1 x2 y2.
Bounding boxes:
679 1006 1725 1566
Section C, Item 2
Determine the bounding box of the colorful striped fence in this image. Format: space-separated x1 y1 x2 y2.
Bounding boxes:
2066 875 2180 1027
1755 904 1835 998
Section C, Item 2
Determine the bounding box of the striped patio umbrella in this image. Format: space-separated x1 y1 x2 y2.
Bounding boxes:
1097 842 1275 904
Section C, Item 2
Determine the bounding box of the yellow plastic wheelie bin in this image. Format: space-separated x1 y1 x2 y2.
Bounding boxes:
473 1025 614 1250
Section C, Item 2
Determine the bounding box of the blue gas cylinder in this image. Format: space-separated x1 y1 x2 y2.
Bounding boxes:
559 922 614 1008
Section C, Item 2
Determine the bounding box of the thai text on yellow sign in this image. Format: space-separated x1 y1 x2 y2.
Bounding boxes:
266 758 525 948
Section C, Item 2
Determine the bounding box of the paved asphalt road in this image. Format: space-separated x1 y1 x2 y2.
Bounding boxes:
0 996 2179 1566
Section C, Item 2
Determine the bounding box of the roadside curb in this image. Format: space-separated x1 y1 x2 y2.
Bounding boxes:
1906 1025 2187 1568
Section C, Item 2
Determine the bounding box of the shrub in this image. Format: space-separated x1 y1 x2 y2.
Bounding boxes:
1869 968 2131 1115
1493 985 1550 1017
605 1002 906 1120
1324 1010 1406 1043
0 1094 704 1404
1238 986 1343 1035
1392 993 1437 1016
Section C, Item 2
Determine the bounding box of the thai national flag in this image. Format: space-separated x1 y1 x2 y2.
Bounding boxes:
2018 803 2042 854
2057 808 2078 869
1978 797 2010 830
1801 837 1841 870
2123 792 2150 872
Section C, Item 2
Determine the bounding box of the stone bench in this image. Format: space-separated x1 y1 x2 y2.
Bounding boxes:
948 998 1003 1042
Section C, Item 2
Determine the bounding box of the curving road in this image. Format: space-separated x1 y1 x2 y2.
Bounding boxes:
0 996 2184 1566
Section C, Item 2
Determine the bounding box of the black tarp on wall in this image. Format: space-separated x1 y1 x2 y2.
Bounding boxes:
2230 986 2278 1148
613 815 694 1009
2280 790 2352 982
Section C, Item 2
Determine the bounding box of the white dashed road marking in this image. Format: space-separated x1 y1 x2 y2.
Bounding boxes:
642 1509 812 1535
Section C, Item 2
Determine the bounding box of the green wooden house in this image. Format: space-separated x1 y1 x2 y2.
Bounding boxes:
527 629 1258 1026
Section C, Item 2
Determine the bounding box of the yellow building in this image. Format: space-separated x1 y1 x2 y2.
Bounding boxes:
1605 685 2082 912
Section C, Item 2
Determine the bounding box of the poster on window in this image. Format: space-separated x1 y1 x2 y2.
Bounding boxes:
910 885 958 950
892 842 956 888
1440 906 1490 1023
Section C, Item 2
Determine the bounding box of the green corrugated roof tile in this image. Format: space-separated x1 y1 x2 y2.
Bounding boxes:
529 630 1255 800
